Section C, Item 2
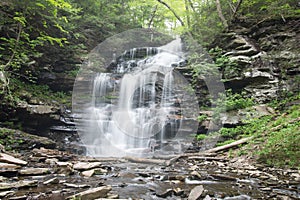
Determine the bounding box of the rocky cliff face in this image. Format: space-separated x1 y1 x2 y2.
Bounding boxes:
211 16 300 103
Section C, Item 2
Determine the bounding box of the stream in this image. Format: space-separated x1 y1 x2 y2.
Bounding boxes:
0 146 299 200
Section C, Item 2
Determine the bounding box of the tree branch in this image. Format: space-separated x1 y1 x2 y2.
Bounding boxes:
156 0 185 27
231 0 243 20
187 0 196 13
3 23 22 70
215 0 228 29
148 5 158 28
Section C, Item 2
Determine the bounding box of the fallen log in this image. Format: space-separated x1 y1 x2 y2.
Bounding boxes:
204 137 253 153
187 156 228 161
123 156 168 165
164 152 218 166
153 152 216 160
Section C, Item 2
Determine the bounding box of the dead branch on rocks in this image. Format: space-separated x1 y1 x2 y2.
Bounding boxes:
124 156 168 165
187 156 228 161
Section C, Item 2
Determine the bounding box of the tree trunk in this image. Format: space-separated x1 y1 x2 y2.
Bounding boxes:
215 0 228 29
148 5 158 28
185 0 191 29
204 137 253 153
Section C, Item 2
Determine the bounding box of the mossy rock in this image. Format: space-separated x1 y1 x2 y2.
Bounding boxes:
0 128 56 151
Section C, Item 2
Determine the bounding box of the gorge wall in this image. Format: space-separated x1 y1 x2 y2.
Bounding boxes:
210 16 300 103
1 16 299 144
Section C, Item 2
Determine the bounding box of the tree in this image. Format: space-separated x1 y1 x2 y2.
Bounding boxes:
0 0 77 98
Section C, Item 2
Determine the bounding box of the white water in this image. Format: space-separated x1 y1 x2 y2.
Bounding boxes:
83 38 189 157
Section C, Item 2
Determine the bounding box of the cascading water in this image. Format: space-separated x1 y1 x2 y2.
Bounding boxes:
73 36 200 157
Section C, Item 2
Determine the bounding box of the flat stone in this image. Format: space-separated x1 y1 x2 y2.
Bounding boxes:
94 168 108 175
174 187 184 196
43 177 60 185
203 195 212 200
156 189 173 198
45 158 59 165
56 161 72 167
73 162 102 170
19 168 50 175
67 186 112 200
63 183 89 188
188 185 204 200
0 190 14 198
260 187 272 191
82 169 95 177
56 165 74 175
0 162 21 169
9 195 28 200
105 193 119 199
190 171 202 180
210 174 237 181
26 105 56 114
290 173 300 181
0 176 7 182
0 180 38 190
95 199 129 200
0 153 27 166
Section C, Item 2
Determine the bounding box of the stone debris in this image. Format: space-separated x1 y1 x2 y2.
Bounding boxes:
0 146 297 199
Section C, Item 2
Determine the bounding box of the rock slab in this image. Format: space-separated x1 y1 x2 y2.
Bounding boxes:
67 186 112 200
188 185 204 200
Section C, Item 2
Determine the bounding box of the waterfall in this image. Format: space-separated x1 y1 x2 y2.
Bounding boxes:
78 38 197 157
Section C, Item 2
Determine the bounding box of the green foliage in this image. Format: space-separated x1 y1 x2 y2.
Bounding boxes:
212 89 254 123
217 115 272 139
0 0 77 71
187 52 219 87
269 91 300 111
257 105 300 168
209 47 240 79
197 115 208 123
5 78 71 107
238 0 300 19
196 134 207 141
217 139 236 147
0 128 24 151
214 97 300 168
